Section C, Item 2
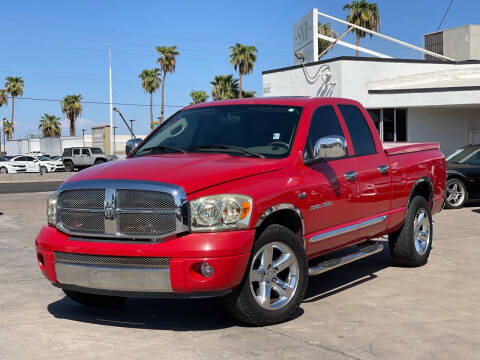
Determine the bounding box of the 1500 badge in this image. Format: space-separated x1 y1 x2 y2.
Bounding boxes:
310 201 333 211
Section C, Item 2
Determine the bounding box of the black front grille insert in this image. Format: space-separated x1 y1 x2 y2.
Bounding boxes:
58 210 105 233
58 189 104 209
117 189 176 210
54 252 170 269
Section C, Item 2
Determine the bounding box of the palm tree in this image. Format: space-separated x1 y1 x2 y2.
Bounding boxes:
343 0 381 56
61 95 82 136
229 43 258 98
156 46 180 123
39 113 61 137
139 68 161 129
318 22 338 57
241 90 256 98
0 89 7 108
3 120 13 140
5 76 24 129
210 75 239 101
189 90 209 105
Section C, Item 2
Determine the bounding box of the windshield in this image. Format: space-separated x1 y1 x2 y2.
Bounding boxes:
446 147 480 165
37 156 50 161
91 148 103 154
134 105 302 159
50 156 60 160
0 156 7 162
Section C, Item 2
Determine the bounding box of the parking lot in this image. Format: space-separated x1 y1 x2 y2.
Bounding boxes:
0 190 479 360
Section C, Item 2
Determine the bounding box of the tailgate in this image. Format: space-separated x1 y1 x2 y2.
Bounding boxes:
383 142 440 156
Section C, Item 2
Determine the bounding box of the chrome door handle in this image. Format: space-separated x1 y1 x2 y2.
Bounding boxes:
378 165 390 174
344 171 358 182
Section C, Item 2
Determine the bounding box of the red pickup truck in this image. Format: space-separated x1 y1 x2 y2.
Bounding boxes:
35 97 446 325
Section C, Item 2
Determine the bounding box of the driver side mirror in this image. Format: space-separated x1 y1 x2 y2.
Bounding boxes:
33 159 39 163
313 136 347 160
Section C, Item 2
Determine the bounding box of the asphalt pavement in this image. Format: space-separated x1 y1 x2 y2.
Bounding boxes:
0 192 479 360
0 181 63 194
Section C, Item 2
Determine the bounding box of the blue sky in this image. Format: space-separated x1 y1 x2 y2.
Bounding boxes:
1 0 478 138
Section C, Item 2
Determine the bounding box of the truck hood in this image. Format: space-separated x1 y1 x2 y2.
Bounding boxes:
64 153 283 194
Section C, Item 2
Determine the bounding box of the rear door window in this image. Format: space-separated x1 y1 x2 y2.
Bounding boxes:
73 149 80 155
338 105 376 156
82 149 90 155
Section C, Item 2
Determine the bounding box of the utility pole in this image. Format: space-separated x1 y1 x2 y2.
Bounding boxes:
1 117 6 155
81 129 86 146
129 119 136 139
109 43 114 155
113 126 117 154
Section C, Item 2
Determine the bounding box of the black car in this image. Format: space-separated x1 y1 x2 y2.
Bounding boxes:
445 145 480 209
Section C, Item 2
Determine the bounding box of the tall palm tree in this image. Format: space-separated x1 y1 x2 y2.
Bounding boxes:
210 75 239 101
5 76 24 129
343 0 381 56
229 43 258 98
241 90 256 98
318 22 338 57
39 113 61 137
139 68 161 129
189 90 209 105
3 120 13 141
61 95 82 136
156 46 180 123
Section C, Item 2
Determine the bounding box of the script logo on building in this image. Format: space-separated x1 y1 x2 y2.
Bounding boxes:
293 9 319 65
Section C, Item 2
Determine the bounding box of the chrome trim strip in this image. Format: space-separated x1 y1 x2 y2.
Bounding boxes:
55 262 172 292
309 215 388 243
56 179 190 240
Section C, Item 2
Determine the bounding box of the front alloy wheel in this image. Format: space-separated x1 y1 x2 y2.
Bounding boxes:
444 178 467 209
249 242 299 310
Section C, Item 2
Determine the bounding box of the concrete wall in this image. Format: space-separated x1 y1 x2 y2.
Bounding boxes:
408 107 480 156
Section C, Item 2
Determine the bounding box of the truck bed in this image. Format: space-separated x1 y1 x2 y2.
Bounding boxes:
383 142 440 156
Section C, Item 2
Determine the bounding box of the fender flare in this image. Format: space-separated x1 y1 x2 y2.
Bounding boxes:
407 176 434 208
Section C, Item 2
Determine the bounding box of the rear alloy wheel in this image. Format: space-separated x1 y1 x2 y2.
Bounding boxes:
444 178 467 209
64 162 74 172
221 224 308 326
39 166 47 175
0 167 7 174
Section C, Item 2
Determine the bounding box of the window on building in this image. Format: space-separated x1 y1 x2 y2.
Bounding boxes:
367 108 407 142
339 105 376 156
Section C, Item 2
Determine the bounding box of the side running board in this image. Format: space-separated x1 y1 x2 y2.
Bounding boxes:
308 241 384 276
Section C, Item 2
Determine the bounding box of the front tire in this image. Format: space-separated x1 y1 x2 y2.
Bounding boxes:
94 159 106 166
39 166 47 175
221 224 308 326
444 178 468 209
64 161 74 172
63 290 126 307
389 196 432 267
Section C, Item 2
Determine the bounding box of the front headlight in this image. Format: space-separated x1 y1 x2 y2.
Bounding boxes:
190 194 252 232
47 191 58 226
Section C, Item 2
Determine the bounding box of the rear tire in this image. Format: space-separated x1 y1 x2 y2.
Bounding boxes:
0 167 7 174
389 196 432 267
444 178 468 209
64 161 74 172
39 166 47 175
221 224 308 326
63 290 126 307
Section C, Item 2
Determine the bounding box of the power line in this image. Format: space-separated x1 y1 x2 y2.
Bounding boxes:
437 0 454 31
8 96 185 108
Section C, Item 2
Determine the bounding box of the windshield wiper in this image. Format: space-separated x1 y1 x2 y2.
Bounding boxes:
187 144 265 158
135 145 186 156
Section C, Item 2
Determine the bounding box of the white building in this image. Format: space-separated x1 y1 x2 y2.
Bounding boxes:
263 11 480 157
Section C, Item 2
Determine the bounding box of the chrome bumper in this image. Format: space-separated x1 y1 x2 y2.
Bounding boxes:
55 262 172 293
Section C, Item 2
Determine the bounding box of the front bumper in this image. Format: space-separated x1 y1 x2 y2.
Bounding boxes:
35 226 254 297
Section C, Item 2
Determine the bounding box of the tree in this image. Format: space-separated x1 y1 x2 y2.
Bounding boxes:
0 89 7 108
156 46 180 123
210 75 239 101
318 22 338 57
189 90 209 105
3 120 13 141
241 90 256 98
139 68 161 129
61 95 82 136
5 76 24 130
343 0 381 56
229 43 258 98
39 113 61 137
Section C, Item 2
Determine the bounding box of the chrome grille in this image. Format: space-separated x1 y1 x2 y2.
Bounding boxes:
58 210 105 233
117 189 176 210
55 252 170 268
58 189 104 209
118 213 177 234
55 180 189 240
